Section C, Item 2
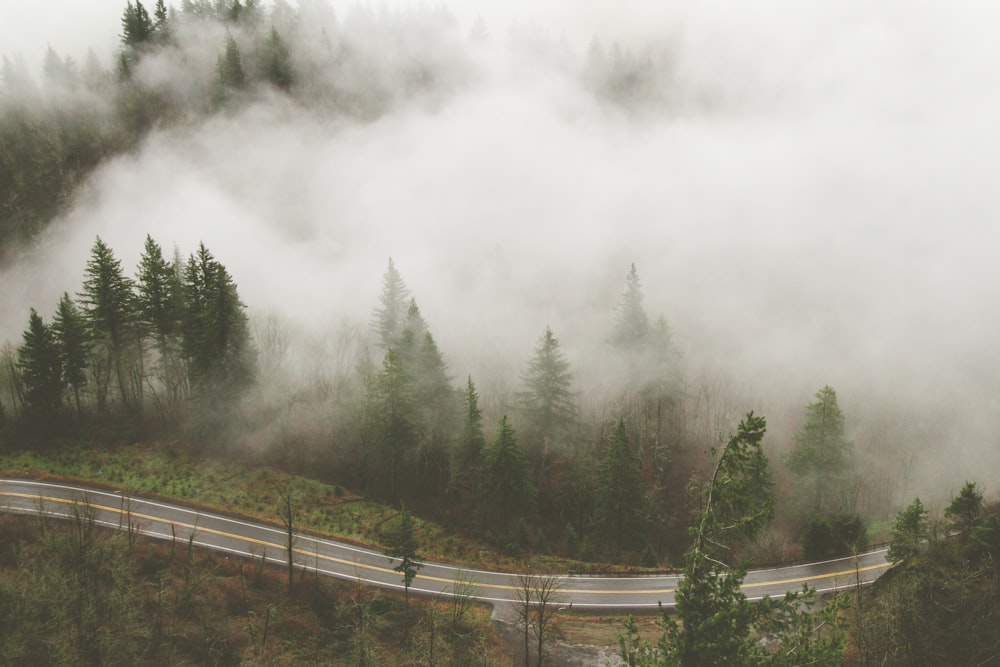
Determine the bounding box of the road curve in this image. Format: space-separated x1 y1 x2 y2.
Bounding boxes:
0 478 892 611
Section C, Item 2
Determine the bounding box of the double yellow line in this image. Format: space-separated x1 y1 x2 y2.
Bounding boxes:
0 490 891 598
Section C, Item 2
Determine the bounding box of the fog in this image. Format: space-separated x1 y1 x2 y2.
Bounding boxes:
3 1 1000 507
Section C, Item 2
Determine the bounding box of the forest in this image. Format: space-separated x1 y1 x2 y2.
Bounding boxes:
2 1 1000 664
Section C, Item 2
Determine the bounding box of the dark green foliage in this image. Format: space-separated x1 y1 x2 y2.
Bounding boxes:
364 348 419 502
518 326 577 444
217 34 247 93
383 505 423 606
852 501 1000 665
451 376 485 516
17 309 63 420
801 513 866 560
121 1 154 49
259 27 294 91
704 412 774 549
612 263 649 351
51 293 88 417
482 416 534 539
785 386 854 513
887 497 928 562
971 512 1000 557
621 413 845 666
136 235 183 344
78 237 137 413
181 243 255 406
945 480 983 534
596 418 647 550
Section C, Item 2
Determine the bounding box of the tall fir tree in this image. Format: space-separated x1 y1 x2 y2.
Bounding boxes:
51 293 88 418
216 34 246 94
451 376 485 517
78 237 137 414
518 326 577 445
17 309 63 421
596 418 647 550
182 243 255 406
364 348 419 502
136 235 185 418
482 415 534 539
785 386 854 514
259 26 293 90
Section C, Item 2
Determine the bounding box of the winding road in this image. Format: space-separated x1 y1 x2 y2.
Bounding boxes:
0 478 892 612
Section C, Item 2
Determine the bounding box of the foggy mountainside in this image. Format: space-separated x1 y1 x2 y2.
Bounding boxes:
2 0 1000 567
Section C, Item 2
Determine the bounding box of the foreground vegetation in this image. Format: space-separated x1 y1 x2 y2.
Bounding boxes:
0 512 509 666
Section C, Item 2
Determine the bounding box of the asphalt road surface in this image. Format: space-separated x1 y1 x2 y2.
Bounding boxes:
0 478 892 612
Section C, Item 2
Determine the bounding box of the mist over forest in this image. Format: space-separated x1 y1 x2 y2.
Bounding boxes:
2 0 999 537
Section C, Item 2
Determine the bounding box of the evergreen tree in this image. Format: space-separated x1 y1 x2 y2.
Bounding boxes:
887 497 929 562
482 415 534 539
259 27 293 90
17 309 63 420
121 1 154 49
623 413 846 666
364 348 419 502
945 481 983 534
518 327 577 444
217 34 246 93
182 243 255 405
612 263 649 351
153 0 170 38
78 237 137 414
596 418 647 550
136 235 185 417
383 504 423 609
452 376 485 512
785 386 854 513
51 293 88 418
371 258 410 349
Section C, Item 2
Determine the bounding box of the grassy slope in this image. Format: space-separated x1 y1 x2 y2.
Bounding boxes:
0 440 651 576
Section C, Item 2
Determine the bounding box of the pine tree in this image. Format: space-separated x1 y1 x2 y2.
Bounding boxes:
51 293 88 418
887 497 928 562
945 481 983 534
259 27 293 90
596 418 647 550
17 309 63 420
78 237 137 414
121 1 154 49
372 258 411 349
136 235 185 417
612 263 649 351
182 243 255 406
518 327 577 445
217 34 246 92
452 376 485 510
785 386 854 513
482 415 534 539
365 348 419 502
633 412 848 666
152 0 170 43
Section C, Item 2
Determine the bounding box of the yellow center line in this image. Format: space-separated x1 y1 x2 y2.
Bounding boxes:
0 491 891 597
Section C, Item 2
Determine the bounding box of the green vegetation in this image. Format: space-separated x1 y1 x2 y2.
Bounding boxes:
848 487 1000 665
0 511 509 666
618 413 848 666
